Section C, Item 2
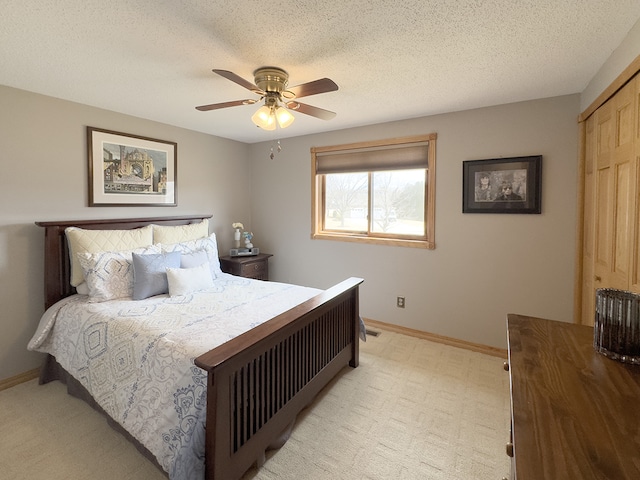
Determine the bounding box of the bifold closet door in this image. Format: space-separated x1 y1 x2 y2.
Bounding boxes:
582 75 639 325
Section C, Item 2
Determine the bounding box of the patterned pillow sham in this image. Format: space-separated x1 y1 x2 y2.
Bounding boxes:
159 233 222 280
77 245 160 302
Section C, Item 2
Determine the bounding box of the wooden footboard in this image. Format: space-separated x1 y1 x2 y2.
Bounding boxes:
195 277 363 480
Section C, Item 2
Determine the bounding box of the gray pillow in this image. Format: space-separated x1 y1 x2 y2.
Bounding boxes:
180 250 210 269
132 251 181 300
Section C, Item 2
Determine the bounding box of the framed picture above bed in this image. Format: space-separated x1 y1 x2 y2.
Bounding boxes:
87 127 177 206
462 155 542 214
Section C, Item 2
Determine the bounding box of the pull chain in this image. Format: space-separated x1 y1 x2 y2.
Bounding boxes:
269 140 282 160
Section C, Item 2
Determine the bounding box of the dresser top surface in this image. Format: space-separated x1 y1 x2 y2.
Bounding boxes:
507 314 640 480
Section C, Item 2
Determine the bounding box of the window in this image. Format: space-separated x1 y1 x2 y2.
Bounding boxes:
311 133 436 249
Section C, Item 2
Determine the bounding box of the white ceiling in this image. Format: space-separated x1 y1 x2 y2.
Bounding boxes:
2 1 639 144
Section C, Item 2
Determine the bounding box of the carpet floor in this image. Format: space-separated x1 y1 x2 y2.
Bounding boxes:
1 329 511 480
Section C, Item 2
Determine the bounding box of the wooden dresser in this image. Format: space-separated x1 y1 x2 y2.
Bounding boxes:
506 314 640 479
218 253 272 280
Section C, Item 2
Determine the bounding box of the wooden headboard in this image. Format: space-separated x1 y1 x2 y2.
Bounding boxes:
35 215 212 310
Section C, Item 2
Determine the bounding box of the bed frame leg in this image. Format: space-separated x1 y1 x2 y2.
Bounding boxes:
256 417 295 468
256 451 266 468
268 418 296 450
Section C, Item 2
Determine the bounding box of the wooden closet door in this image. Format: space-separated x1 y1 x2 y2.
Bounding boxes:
588 77 638 318
610 79 636 287
631 76 640 293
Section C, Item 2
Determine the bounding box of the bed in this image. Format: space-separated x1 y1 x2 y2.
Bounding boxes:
29 215 363 480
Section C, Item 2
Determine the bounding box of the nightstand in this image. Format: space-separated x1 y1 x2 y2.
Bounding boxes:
219 253 273 280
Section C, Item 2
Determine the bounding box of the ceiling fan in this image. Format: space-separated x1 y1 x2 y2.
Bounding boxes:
196 67 338 130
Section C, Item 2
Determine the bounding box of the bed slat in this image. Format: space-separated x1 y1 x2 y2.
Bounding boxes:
230 290 354 452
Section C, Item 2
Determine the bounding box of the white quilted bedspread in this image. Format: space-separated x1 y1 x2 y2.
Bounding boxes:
28 274 320 480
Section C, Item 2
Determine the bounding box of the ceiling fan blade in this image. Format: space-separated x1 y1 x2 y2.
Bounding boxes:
286 78 338 99
195 99 255 111
212 69 263 94
286 101 336 120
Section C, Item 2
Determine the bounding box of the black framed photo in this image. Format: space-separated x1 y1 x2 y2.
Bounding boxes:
87 127 177 206
462 155 542 214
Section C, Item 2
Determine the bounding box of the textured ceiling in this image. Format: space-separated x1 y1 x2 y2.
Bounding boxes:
2 1 639 143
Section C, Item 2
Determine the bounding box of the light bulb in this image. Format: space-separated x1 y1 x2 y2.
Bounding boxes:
251 105 276 130
275 106 295 128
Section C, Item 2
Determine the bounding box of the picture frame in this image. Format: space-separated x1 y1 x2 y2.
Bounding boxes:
462 155 542 214
87 127 177 206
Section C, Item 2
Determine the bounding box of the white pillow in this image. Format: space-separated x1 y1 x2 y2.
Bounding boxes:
166 263 214 297
66 225 154 287
75 282 90 295
77 245 160 302
160 233 222 279
152 219 209 245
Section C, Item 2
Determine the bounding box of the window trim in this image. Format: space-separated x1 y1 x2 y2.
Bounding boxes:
311 133 436 249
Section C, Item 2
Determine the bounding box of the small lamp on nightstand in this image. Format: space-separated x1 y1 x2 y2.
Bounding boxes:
232 222 244 248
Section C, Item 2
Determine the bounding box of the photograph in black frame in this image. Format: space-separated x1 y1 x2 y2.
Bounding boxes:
462 155 542 214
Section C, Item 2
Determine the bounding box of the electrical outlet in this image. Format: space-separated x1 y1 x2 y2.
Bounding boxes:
397 296 405 308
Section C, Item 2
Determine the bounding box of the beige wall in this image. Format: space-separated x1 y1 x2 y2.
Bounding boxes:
249 95 580 349
581 17 640 112
0 86 251 381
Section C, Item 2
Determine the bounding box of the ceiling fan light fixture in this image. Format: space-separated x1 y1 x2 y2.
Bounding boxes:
251 105 276 130
275 106 295 128
198 67 338 129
